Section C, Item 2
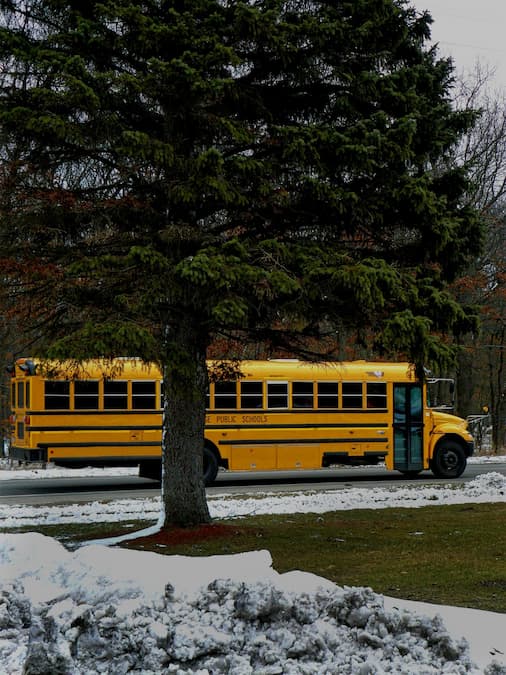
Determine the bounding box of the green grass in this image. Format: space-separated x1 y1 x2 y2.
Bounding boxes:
3 503 506 612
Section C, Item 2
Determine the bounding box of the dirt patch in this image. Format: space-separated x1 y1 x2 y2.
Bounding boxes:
120 523 249 549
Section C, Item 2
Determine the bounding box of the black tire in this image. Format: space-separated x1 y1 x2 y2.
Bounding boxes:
203 445 219 486
431 440 466 478
139 460 162 481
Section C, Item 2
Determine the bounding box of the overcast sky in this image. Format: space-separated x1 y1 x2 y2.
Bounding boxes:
413 0 506 92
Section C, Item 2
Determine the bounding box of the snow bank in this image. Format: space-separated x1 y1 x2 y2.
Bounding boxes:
0 533 488 674
1 465 505 673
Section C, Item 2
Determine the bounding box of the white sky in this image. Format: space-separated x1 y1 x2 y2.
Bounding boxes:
413 0 506 91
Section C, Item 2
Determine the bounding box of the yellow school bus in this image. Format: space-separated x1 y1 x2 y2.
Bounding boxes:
8 357 474 483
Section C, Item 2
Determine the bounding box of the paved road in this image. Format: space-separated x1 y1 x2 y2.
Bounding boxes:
1 462 504 506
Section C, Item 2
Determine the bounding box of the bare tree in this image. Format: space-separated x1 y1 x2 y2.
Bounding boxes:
450 64 506 451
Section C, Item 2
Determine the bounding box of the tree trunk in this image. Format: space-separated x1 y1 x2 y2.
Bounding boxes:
490 325 505 453
161 317 211 527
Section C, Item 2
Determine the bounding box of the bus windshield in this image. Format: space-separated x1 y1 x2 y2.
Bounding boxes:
426 378 455 410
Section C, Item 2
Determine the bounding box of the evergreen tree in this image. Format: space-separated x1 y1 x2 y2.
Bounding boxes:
0 0 483 526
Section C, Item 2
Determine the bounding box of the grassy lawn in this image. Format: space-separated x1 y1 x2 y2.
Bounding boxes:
3 502 506 612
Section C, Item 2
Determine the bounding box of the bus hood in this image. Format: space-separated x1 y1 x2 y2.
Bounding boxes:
430 410 469 431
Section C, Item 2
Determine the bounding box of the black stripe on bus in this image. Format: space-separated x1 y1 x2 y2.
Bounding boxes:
207 423 389 430
211 409 389 414
23 408 388 416
46 456 159 464
27 422 388 432
25 410 162 416
218 437 389 446
28 425 161 432
37 441 161 448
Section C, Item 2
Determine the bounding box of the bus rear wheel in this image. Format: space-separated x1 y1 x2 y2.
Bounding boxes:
139 447 219 485
203 446 219 486
139 460 162 481
431 441 466 478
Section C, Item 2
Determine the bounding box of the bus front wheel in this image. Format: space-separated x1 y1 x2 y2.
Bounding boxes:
431 441 466 478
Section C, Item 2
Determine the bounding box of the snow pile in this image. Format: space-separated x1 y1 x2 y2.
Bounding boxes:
0 533 485 674
1 463 505 673
463 470 506 495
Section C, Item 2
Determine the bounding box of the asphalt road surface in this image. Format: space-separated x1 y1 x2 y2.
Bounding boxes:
1 462 504 507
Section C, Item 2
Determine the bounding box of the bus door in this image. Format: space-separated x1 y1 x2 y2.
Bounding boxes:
393 384 424 472
13 378 29 446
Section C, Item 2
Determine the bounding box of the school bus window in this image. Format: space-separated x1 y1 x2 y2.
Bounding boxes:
317 381 339 408
292 381 313 408
268 381 288 408
132 381 157 409
17 381 24 408
45 381 70 410
74 381 99 410
17 422 24 439
26 381 30 408
214 382 237 409
11 383 15 409
366 382 387 408
240 381 263 409
342 382 363 408
104 380 128 409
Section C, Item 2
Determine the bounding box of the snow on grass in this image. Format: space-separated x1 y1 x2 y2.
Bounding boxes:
1 459 505 673
1 470 505 528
